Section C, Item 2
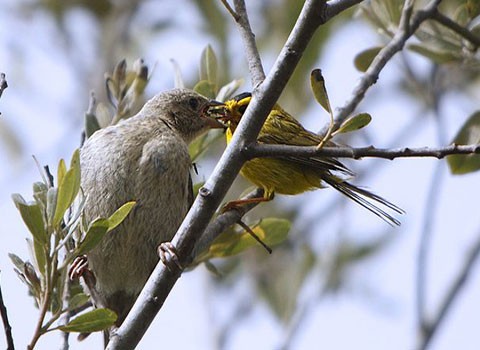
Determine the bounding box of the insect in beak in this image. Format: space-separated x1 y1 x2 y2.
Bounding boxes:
202 100 227 128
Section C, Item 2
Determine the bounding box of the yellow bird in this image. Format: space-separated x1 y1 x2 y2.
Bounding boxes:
219 92 403 226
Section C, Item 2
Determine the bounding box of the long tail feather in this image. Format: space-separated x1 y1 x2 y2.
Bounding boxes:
322 176 404 226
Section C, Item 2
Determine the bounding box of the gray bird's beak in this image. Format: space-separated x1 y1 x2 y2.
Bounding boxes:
203 100 226 129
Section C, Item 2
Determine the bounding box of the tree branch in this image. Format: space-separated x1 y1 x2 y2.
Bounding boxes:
0 271 15 350
246 143 480 160
192 188 263 259
416 230 480 350
431 10 480 48
106 0 354 348
0 73 7 98
232 0 266 86
332 0 442 130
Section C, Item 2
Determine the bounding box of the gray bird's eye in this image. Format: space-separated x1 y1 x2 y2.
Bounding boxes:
188 98 199 110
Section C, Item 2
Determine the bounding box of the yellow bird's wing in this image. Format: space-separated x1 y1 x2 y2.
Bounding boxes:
257 109 354 178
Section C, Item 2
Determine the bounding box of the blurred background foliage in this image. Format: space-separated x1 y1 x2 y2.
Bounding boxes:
1 0 480 349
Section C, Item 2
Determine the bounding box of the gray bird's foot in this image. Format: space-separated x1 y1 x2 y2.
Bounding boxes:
158 242 183 272
69 255 89 280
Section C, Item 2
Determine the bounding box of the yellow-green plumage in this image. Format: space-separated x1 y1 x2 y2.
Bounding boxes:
223 93 403 225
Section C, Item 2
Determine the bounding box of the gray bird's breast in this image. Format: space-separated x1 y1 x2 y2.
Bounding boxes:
80 123 192 300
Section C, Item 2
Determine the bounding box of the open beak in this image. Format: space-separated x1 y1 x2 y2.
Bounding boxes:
203 100 227 129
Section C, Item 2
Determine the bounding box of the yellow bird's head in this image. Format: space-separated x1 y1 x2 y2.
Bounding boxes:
217 92 252 132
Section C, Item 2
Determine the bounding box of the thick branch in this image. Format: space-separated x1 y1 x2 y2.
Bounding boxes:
332 0 442 130
247 143 480 160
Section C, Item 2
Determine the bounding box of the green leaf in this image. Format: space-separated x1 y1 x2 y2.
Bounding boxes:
447 111 480 174
46 187 57 227
106 201 135 232
68 293 90 310
33 238 47 276
203 218 290 259
85 112 101 138
310 69 331 114
53 150 81 227
200 44 218 86
336 113 372 134
354 46 383 72
33 182 48 207
76 218 109 255
8 253 25 271
193 80 216 99
12 195 47 244
407 44 459 64
57 159 67 187
59 308 117 333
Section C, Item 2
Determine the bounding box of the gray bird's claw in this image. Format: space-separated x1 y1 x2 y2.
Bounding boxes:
158 242 183 272
69 255 89 280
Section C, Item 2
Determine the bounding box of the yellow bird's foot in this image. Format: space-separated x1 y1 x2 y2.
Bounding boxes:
158 242 183 272
221 196 272 213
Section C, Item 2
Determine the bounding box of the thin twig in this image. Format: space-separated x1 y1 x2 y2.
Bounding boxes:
431 10 480 48
247 143 480 160
237 220 272 254
416 162 445 339
0 73 7 98
332 0 442 130
0 271 15 350
192 189 263 260
417 230 480 350
233 0 266 87
219 0 239 21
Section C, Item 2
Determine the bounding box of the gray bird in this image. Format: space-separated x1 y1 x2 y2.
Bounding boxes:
79 88 223 327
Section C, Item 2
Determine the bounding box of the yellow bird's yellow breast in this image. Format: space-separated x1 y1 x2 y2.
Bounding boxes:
226 126 320 197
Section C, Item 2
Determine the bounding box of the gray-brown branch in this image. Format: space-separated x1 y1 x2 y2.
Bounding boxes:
247 143 480 160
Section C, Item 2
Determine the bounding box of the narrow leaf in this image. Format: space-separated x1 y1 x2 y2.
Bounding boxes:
107 201 136 232
354 46 383 72
200 44 218 85
68 293 90 311
53 150 80 227
33 238 47 276
12 197 47 244
203 218 290 259
408 44 459 64
310 69 331 113
8 253 25 271
57 159 67 187
193 80 216 99
216 78 244 102
170 59 184 89
59 308 117 333
85 112 101 138
447 111 480 174
336 113 372 134
76 218 109 255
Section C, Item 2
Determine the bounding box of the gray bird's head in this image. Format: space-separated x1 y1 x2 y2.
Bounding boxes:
142 88 224 143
